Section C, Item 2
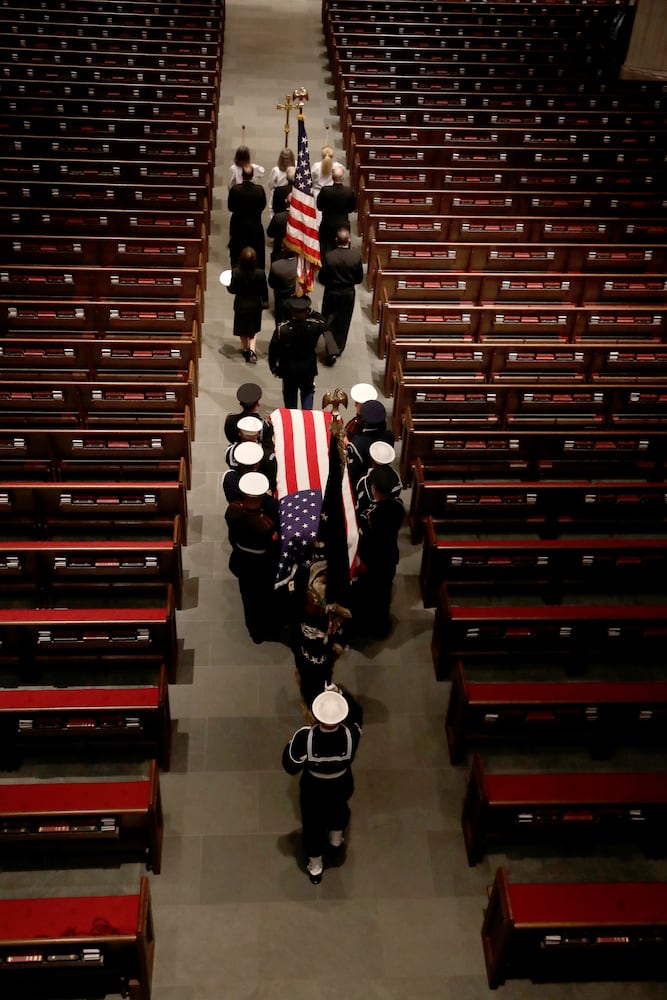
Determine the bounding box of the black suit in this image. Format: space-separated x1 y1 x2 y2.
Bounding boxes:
268 256 298 325
228 179 267 268
318 244 364 355
316 182 356 258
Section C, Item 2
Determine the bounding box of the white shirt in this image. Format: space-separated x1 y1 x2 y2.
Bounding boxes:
228 162 266 189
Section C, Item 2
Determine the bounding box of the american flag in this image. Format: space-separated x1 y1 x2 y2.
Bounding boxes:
283 114 321 294
271 408 357 590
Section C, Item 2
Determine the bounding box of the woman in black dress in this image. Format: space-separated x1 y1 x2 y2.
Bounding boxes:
227 246 269 363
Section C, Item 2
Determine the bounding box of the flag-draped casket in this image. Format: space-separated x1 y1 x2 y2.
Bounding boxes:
271 408 358 593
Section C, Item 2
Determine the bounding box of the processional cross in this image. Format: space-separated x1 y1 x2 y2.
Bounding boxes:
276 87 309 146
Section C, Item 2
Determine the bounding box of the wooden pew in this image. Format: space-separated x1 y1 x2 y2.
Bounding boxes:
3 95 216 127
1 479 188 544
1 157 213 195
0 266 204 320
482 866 667 989
0 592 178 681
0 338 198 390
0 876 155 1000
373 268 667 324
386 342 667 401
0 62 220 93
433 591 667 680
0 377 195 430
410 474 667 544
0 301 201 351
445 661 667 765
342 104 667 153
367 238 667 297
401 423 667 487
0 759 164 872
419 524 667 608
0 422 192 487
0 528 184 610
0 4 222 33
0 665 171 770
366 211 667 260
462 754 667 866
0 206 209 256
0 134 214 169
379 302 667 362
0 234 207 279
0 179 211 213
390 378 667 441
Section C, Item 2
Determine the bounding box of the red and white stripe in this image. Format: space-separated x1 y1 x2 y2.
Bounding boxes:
270 407 359 573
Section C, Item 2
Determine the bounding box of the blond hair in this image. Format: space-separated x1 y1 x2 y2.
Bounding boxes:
319 144 335 178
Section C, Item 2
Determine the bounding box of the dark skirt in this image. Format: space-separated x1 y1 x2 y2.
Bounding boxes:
232 302 264 338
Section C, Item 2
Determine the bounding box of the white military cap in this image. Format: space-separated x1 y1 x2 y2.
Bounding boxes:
237 415 263 436
239 472 270 497
232 441 264 467
369 441 396 466
350 383 378 404
311 689 349 726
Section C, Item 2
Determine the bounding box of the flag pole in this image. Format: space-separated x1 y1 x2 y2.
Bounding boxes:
281 88 321 296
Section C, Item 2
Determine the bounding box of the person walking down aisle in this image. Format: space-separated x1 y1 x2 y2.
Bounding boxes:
351 465 405 640
228 165 267 268
225 471 280 644
283 683 363 885
228 143 266 189
318 226 364 363
268 295 326 410
316 164 356 259
267 147 295 214
226 247 269 363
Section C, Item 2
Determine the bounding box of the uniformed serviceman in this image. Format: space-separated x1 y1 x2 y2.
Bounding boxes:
344 382 378 438
355 440 402 516
346 398 395 489
351 465 405 639
268 296 326 410
224 382 272 446
225 471 280 644
221 441 265 503
225 415 277 491
282 683 363 884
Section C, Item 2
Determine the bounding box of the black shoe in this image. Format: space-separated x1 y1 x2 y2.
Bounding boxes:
323 354 337 367
247 350 257 364
308 869 323 885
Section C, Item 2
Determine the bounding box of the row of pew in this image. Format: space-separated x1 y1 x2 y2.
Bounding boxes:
0 2 224 996
324 0 667 990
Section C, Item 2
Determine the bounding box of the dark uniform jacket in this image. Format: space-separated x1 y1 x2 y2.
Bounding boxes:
268 313 326 382
282 690 363 778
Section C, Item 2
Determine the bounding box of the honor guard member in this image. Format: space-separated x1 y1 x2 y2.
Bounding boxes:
268 296 326 411
351 465 405 640
225 415 277 491
282 683 363 884
224 382 272 446
225 472 280 644
355 440 402 516
221 441 265 504
344 383 378 438
346 399 395 489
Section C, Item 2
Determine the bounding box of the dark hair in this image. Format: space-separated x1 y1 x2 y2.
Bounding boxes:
241 164 254 181
234 145 251 166
239 246 257 269
277 148 295 171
